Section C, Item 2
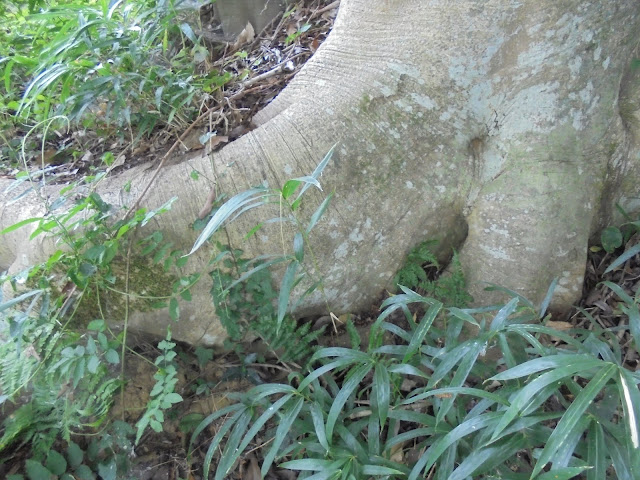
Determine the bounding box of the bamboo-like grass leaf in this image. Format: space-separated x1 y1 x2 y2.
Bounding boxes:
295 144 336 201
194 405 245 479
621 302 640 351
408 412 502 480
362 465 405 475
489 297 519 332
435 340 484 424
539 277 558 318
403 301 441 363
298 357 360 391
586 420 606 480
235 393 293 456
189 187 269 255
489 361 604 441
261 396 305 477
309 402 330 451
428 337 485 389
604 243 640 273
490 354 602 381
306 192 333 234
531 363 617 478
535 467 592 480
215 409 253 480
373 363 390 427
277 260 299 332
449 433 528 480
617 367 640 449
404 387 509 408
326 363 372 441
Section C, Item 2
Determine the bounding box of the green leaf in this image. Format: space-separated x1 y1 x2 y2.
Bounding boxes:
277 261 299 331
66 442 84 469
490 360 604 441
282 179 302 200
261 396 305 476
537 467 593 480
74 464 95 480
531 364 617 478
104 349 119 364
0 217 42 235
373 363 390 427
215 409 252 480
45 451 67 476
293 232 304 262
294 145 335 203
189 187 270 255
362 465 405 475
489 297 519 332
326 362 372 440
587 420 606 480
490 354 602 381
617 367 640 449
601 226 623 253
408 412 502 480
403 301 441 362
310 402 330 451
87 355 100 374
306 192 333 234
25 460 54 480
539 277 558 318
236 394 293 456
605 243 640 273
169 297 179 321
97 459 116 480
449 434 528 480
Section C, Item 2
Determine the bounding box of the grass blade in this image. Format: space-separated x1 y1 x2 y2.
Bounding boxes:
373 363 390 427
586 420 606 480
261 395 304 477
490 362 603 441
531 363 617 478
326 363 372 441
277 260 299 331
403 301 442 363
189 187 268 255
306 192 333 234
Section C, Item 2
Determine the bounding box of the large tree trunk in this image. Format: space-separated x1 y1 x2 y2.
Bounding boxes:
2 0 640 345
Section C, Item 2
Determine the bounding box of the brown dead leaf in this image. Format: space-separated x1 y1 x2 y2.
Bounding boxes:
244 455 261 480
233 22 255 49
545 321 573 332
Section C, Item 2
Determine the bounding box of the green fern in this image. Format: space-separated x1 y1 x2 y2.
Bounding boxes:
253 314 323 363
394 241 472 308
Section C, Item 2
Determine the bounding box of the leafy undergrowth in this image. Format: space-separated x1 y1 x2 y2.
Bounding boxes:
0 0 338 182
4 238 637 480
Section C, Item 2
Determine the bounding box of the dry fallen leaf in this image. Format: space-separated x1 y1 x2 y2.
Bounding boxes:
233 22 255 49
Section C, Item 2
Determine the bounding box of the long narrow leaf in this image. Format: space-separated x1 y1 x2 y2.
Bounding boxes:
277 261 299 331
490 361 604 441
404 301 442 363
326 363 372 440
489 297 519 332
586 420 606 480
306 192 333 234
373 363 390 427
261 396 305 476
604 243 640 273
189 187 269 254
531 364 617 478
617 367 640 449
489 354 602 381
215 409 253 480
408 412 503 480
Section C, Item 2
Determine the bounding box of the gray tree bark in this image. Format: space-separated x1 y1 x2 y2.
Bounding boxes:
2 0 640 345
